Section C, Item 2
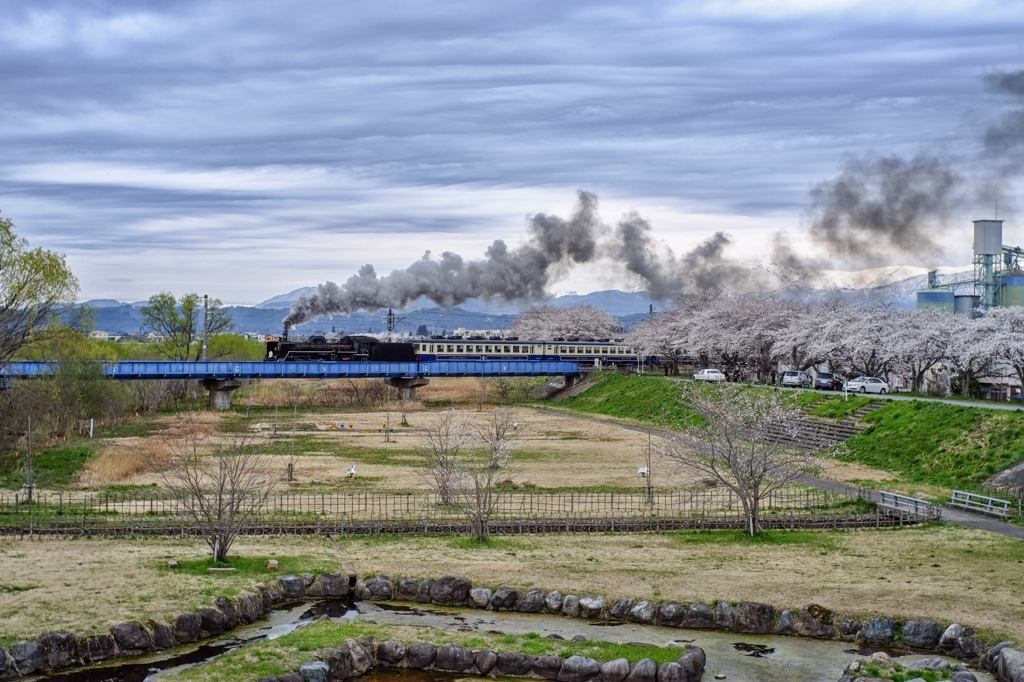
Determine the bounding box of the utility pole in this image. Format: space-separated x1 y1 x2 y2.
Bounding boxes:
202 294 209 361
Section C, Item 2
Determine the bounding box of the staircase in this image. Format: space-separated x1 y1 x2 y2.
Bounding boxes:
765 399 885 451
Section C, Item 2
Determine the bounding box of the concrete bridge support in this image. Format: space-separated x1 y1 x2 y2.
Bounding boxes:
202 378 243 411
387 377 430 401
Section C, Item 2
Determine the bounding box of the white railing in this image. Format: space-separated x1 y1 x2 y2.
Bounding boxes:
878 491 939 520
949 490 1011 519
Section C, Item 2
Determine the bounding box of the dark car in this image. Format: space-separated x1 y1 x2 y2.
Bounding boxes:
814 372 844 390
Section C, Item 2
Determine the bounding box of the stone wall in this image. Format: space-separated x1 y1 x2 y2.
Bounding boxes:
280 637 707 682
357 574 1022 681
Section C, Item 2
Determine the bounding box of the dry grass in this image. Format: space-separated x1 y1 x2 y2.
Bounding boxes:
76 439 174 487
344 525 1024 643
234 378 494 409
0 536 338 643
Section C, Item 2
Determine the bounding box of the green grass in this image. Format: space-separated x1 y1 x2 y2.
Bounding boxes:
856 662 949 682
553 374 701 428
0 444 95 489
92 418 157 439
842 400 1024 488
809 395 877 420
163 554 338 581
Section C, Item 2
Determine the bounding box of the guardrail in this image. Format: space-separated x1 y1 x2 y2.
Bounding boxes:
878 491 940 521
949 490 1012 519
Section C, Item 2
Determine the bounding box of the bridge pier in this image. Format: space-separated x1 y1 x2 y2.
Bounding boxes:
202 378 243 411
387 377 430 401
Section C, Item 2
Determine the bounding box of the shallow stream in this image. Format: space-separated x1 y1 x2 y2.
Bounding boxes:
32 600 994 682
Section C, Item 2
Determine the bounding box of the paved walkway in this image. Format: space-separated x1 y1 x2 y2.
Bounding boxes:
536 406 1024 541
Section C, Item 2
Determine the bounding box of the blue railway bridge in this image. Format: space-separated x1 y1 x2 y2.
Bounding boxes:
1 360 582 409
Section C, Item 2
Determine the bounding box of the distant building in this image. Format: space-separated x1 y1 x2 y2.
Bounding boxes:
88 331 117 341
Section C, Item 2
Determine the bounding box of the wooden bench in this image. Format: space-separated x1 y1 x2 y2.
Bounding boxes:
878 491 938 520
949 490 1011 519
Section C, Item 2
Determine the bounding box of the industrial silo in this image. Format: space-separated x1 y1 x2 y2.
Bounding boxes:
974 220 1004 309
917 289 955 312
1001 274 1024 308
954 295 979 316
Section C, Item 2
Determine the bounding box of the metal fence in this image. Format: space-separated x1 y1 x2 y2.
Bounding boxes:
0 486 882 538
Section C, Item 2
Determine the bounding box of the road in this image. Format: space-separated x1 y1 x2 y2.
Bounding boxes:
534 406 1024 541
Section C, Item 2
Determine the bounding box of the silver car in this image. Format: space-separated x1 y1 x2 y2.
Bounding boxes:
845 376 890 394
693 368 726 382
781 371 812 388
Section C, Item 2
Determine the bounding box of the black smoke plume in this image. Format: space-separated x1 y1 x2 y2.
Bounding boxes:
807 153 963 264
284 190 604 330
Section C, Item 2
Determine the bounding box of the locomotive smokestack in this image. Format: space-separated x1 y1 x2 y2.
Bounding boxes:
282 322 290 341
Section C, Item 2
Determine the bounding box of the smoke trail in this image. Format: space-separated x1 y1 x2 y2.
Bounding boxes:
284 190 604 330
807 153 963 264
984 69 1024 165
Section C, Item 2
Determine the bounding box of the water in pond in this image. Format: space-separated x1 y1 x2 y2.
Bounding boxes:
33 600 993 682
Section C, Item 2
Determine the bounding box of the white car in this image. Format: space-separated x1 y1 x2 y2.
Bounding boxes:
845 376 890 394
781 370 812 388
693 368 726 382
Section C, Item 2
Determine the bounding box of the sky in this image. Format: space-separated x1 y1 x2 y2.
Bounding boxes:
1 0 1022 304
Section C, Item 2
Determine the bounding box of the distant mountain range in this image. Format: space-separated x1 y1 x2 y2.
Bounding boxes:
81 263 976 337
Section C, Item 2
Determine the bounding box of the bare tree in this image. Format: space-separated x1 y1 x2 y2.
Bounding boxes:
658 384 836 536
415 409 475 504
152 412 277 561
449 408 521 541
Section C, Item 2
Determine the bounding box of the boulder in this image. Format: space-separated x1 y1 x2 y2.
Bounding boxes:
377 641 406 664
677 649 704 680
347 639 376 674
838 620 861 640
279 575 306 600
256 677 280 682
323 647 353 679
430 575 472 606
77 634 117 663
39 632 77 669
11 641 45 676
280 673 304 682
353 580 370 600
713 601 734 630
255 583 273 610
301 573 315 586
214 597 238 630
683 602 714 629
775 610 795 636
600 658 631 682
406 642 437 669
609 598 635 620
532 655 564 680
415 578 435 603
625 658 658 682
366 575 394 601
734 602 774 634
307 573 349 599
561 595 581 617
395 578 420 601
172 612 202 644
984 641 1012 671
578 596 606 618
264 580 285 604
0 647 11 680
859 618 899 645
951 672 978 682
681 646 705 670
940 624 964 650
545 591 564 614
497 652 534 676
629 601 655 624
558 655 600 682
951 630 987 661
470 588 493 608
299 661 330 682
908 658 950 671
656 662 686 682
435 643 475 671
110 622 153 653
795 604 834 639
475 650 499 675
516 589 546 613
235 591 265 624
655 602 685 627
197 607 226 637
147 620 174 649
491 587 519 610
901 620 944 650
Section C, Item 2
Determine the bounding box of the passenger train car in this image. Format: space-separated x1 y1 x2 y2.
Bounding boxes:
267 334 659 368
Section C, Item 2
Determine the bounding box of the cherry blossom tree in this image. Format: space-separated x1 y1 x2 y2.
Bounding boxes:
512 304 621 339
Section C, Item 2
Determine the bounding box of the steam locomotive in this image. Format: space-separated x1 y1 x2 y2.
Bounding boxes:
267 333 658 368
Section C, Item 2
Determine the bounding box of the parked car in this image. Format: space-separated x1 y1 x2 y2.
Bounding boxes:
693 368 726 382
814 372 844 391
781 371 812 388
845 376 890 394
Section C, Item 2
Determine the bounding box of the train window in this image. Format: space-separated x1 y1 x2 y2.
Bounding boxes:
512 346 519 353
476 345 483 352
560 346 566 353
585 347 591 353
504 346 511 353
485 345 492 352
454 345 461 352
602 347 608 354
447 345 454 352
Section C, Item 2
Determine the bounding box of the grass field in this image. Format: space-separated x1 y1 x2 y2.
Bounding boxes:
3 525 1023 646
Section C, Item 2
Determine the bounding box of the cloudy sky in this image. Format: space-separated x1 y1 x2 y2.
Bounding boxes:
1 0 1022 303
